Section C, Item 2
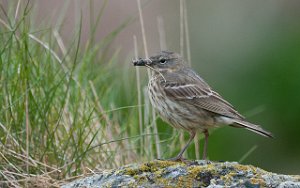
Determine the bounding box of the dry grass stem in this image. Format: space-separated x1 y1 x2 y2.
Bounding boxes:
137 0 161 159
183 0 191 66
194 133 200 159
14 0 21 21
133 35 144 154
180 0 185 57
239 145 258 163
53 30 71 63
157 16 167 51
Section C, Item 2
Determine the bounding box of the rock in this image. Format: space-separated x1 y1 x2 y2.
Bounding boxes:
62 160 300 188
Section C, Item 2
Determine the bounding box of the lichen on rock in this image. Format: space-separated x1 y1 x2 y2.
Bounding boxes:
62 160 300 187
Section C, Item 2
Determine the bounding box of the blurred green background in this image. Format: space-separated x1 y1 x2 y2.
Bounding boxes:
186 1 300 174
1 0 299 179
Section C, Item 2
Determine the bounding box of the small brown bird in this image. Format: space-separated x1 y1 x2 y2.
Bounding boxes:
133 51 272 161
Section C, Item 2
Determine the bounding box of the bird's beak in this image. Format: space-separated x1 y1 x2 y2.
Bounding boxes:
132 58 152 66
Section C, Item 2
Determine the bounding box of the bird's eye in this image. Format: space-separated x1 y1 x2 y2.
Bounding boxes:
159 59 166 64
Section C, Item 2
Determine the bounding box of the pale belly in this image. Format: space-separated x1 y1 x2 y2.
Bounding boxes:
148 78 217 132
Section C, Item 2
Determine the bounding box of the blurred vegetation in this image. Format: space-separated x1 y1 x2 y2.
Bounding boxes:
186 1 300 174
0 1 299 187
0 1 143 187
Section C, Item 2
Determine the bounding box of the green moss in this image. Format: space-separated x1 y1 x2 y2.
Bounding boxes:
249 178 265 186
108 160 299 187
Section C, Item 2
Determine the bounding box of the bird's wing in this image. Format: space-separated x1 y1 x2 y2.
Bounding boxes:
162 70 244 120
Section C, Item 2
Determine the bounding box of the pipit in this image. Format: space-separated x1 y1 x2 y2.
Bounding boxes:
133 51 273 161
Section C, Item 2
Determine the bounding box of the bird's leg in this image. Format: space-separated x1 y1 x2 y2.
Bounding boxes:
202 130 209 160
168 131 196 161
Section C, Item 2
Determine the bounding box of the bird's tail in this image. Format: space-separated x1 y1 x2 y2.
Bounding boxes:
230 119 273 138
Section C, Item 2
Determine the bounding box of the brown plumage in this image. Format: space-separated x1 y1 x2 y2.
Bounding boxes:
133 51 273 161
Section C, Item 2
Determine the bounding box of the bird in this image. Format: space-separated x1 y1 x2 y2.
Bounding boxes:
133 51 273 161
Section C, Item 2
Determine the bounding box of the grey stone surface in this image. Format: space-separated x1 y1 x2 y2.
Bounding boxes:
62 160 300 188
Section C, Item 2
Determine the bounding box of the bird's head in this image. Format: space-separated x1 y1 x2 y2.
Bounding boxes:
133 51 186 73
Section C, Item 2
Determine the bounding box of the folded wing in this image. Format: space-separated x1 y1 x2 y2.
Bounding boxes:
162 69 244 120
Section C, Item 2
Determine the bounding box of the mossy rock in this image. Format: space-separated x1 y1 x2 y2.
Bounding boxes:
62 160 300 187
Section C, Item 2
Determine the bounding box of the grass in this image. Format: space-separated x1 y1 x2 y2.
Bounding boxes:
0 1 145 187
